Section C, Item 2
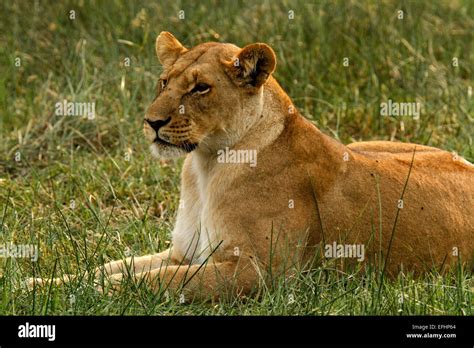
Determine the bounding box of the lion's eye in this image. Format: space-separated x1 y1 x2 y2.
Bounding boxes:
160 79 167 89
191 83 211 94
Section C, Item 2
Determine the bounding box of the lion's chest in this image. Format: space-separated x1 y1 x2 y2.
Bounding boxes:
172 199 219 264
171 161 226 264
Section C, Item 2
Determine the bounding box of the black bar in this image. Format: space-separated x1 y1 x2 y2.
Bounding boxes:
0 316 472 346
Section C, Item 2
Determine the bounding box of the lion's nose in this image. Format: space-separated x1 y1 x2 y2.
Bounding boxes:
145 117 171 132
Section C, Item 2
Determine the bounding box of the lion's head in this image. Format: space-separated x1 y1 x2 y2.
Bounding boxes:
144 32 277 158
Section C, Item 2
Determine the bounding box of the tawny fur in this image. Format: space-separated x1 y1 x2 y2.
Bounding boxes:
28 32 474 301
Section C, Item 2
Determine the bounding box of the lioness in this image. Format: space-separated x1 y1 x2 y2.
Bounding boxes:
29 32 473 300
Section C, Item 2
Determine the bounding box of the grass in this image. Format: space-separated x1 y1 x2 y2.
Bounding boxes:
0 0 472 315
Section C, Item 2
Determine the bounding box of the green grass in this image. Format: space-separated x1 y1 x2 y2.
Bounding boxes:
0 0 472 315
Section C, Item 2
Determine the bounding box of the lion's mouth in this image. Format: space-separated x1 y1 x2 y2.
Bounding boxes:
153 137 198 152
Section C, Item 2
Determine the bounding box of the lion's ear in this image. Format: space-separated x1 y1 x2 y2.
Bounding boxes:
156 32 187 68
227 43 276 89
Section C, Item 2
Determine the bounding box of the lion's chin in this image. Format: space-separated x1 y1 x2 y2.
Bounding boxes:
150 142 188 159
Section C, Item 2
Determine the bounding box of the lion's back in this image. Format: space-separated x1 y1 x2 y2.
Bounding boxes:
348 140 473 173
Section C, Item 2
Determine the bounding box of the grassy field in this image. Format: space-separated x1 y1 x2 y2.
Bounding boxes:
0 0 472 315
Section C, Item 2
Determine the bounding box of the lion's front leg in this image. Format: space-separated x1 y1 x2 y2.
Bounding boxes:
104 259 257 301
95 247 183 277
26 247 184 290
